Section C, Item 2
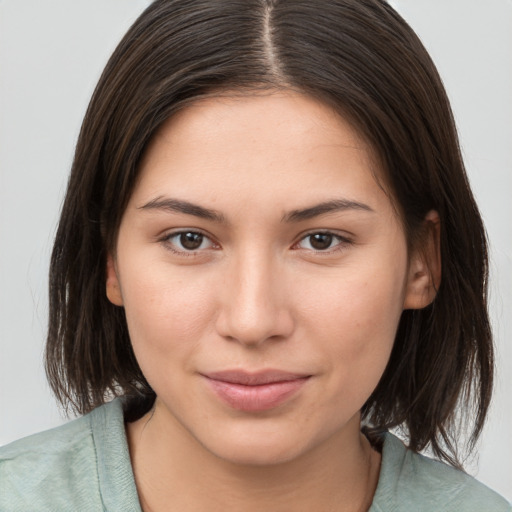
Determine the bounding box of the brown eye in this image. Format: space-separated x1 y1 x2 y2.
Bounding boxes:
163 230 215 253
179 232 204 250
295 232 350 252
309 233 334 250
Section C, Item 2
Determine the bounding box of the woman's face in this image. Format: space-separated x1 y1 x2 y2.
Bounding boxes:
108 92 429 465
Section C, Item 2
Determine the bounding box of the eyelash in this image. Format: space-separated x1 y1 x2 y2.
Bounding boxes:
293 231 353 253
159 230 353 256
160 230 218 257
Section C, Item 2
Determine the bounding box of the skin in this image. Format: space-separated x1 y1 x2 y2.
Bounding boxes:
106 92 440 511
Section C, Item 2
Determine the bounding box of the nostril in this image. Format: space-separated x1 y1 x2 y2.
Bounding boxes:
215 303 294 346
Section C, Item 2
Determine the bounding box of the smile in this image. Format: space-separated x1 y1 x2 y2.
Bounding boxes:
202 370 311 412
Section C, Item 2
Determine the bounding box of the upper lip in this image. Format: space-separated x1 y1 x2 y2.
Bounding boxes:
203 370 310 386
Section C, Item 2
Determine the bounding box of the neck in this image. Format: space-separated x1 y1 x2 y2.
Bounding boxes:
127 402 380 512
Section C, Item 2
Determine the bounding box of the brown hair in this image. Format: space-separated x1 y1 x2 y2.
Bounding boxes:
46 0 492 468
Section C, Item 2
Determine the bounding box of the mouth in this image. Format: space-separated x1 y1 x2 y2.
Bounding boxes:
202 370 311 412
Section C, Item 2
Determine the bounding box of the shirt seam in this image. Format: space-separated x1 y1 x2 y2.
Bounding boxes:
89 410 108 512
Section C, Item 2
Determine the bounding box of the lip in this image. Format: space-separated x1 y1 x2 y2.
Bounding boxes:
202 370 311 412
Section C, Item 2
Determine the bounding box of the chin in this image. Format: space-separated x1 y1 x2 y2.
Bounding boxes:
209 437 306 467
194 419 329 467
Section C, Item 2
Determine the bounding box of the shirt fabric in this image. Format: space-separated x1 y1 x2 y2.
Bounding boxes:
0 399 510 511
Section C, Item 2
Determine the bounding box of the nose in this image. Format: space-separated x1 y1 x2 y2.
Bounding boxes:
215 250 295 346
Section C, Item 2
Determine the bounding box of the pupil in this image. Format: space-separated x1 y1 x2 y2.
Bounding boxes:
310 233 332 250
180 232 203 250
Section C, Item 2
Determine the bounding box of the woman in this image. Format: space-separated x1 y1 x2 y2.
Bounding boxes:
0 0 510 510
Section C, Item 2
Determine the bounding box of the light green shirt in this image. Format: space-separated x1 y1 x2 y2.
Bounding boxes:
1 399 510 511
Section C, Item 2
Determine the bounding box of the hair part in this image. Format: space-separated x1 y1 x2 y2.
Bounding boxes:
46 0 493 468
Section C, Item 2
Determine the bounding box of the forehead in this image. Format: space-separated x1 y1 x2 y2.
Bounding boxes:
132 91 394 219
147 91 369 159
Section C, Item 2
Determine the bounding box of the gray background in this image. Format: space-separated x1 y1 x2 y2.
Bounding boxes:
1 0 510 500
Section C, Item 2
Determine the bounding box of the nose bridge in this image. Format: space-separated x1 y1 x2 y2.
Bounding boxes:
216 245 293 345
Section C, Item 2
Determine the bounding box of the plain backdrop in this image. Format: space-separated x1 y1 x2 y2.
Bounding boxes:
1 0 511 501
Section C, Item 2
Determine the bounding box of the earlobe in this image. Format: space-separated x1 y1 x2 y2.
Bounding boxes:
403 210 441 310
106 253 124 306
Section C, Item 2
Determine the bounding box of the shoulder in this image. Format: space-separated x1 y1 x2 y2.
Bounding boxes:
0 399 140 512
0 407 102 511
371 433 511 512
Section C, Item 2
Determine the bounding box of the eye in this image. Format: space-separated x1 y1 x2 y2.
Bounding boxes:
163 230 216 252
296 232 350 251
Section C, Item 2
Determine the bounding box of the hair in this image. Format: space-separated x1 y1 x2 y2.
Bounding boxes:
46 0 492 468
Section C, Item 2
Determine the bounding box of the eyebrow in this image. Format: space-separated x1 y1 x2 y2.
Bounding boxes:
138 196 374 224
139 197 227 223
282 199 374 222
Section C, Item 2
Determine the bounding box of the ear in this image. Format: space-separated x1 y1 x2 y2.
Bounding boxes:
106 253 124 306
403 210 441 310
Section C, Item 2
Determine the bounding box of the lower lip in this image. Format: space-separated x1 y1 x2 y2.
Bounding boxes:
205 377 310 412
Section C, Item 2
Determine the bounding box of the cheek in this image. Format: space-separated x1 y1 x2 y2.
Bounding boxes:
299 263 407 402
302 263 406 339
118 261 217 367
